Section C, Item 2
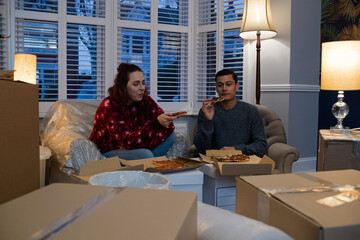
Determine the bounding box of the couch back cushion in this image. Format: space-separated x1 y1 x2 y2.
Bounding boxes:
256 105 287 147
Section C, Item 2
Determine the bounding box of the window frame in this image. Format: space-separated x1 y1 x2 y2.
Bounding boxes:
6 0 250 117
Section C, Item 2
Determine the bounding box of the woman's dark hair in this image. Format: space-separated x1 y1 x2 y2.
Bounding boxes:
108 63 145 104
215 69 238 83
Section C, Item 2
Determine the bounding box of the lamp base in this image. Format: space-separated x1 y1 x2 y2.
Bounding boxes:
331 91 349 129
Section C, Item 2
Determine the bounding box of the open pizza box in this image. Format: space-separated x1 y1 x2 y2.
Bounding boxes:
120 156 204 174
76 157 144 182
200 150 275 176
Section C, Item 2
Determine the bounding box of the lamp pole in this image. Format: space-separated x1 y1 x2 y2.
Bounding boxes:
256 32 261 105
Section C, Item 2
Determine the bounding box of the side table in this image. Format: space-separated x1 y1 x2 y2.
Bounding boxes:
39 146 52 187
317 129 360 171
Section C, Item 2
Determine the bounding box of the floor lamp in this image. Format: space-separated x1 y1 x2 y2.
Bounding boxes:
320 40 360 129
239 0 277 105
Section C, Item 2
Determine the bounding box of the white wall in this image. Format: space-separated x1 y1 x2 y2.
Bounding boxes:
258 0 321 171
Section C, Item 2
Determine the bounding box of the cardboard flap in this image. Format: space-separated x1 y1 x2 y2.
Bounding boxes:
79 157 123 176
199 153 212 164
120 156 167 169
121 156 203 173
206 149 243 156
259 155 275 171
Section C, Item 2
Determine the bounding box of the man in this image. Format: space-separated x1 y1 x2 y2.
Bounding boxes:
193 69 267 157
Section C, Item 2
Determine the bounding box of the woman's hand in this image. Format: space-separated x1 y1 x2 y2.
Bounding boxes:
157 113 178 128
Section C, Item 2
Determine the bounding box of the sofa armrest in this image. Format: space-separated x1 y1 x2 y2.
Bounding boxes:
267 143 299 173
43 129 103 172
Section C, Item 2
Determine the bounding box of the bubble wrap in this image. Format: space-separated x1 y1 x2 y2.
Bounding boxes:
40 100 104 174
197 202 293 240
166 132 191 159
89 171 172 190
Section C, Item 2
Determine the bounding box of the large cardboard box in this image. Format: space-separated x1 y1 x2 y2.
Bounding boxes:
318 129 360 171
0 80 39 204
200 150 274 176
236 169 360 240
0 183 197 240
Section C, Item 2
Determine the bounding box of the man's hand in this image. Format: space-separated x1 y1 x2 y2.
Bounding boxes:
157 113 177 128
220 146 235 150
202 98 215 120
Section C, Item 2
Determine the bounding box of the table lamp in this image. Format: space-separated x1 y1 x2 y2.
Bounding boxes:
321 40 360 129
239 0 277 105
14 53 37 84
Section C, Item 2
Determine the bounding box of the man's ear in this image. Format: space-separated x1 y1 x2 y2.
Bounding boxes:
236 82 240 91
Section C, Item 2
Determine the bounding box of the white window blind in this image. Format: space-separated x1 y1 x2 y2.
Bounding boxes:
15 19 59 101
158 0 188 26
223 28 244 99
15 0 58 13
67 0 106 18
224 0 244 22
117 27 151 91
118 0 151 22
157 31 188 102
0 0 8 70
196 0 244 105
67 23 105 100
196 31 217 101
198 0 217 26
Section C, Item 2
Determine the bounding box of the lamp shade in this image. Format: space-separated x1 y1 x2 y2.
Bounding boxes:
14 53 37 84
321 41 360 91
239 0 277 40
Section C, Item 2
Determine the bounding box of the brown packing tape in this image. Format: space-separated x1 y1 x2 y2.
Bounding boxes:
258 191 271 223
28 187 124 240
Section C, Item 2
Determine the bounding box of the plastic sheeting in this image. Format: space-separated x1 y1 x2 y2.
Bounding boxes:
40 100 104 174
40 100 192 175
197 202 293 240
89 171 172 190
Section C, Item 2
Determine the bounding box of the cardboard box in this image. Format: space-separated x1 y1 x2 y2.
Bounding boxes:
0 183 198 240
200 150 274 176
164 169 204 202
200 164 238 212
236 169 360 240
318 129 360 171
121 156 204 174
0 80 39 204
50 157 143 184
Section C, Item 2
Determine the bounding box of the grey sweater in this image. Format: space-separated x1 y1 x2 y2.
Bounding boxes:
194 100 267 157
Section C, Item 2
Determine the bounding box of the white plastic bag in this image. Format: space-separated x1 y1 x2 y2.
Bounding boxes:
89 171 172 190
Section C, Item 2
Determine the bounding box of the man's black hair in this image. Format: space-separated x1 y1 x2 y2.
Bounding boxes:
215 69 238 83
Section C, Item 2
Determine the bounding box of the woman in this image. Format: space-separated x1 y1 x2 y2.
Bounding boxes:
90 63 177 160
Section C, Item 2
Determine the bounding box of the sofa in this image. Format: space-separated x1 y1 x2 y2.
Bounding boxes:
40 100 192 177
40 100 299 178
255 104 299 173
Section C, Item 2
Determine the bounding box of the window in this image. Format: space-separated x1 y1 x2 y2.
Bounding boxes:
0 0 9 70
196 0 244 109
9 0 244 115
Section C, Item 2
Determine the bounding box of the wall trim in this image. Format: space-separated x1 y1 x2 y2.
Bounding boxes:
292 156 317 173
262 84 320 92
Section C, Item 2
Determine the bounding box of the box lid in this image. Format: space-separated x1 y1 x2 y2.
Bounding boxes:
0 183 197 240
200 150 274 176
241 169 360 238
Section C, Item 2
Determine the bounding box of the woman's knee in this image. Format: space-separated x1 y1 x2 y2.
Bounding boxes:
136 149 154 159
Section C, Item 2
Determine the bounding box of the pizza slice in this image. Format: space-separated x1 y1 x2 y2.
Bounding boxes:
172 111 187 117
211 96 225 103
